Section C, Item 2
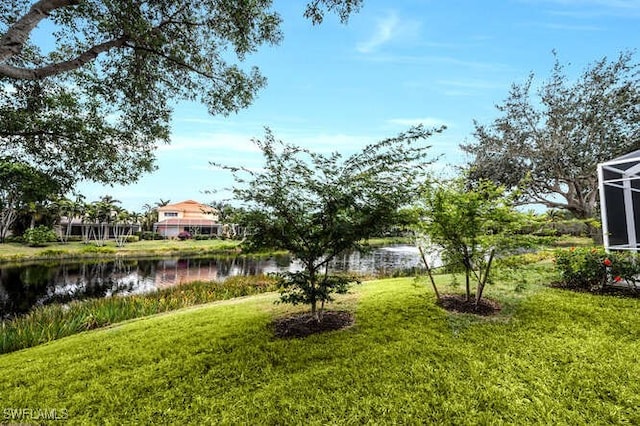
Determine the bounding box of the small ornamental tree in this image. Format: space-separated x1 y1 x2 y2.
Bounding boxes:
215 126 442 321
414 179 524 308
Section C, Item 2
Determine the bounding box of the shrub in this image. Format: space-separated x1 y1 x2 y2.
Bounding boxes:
603 251 640 289
22 226 57 247
140 231 163 240
554 247 640 290
125 235 140 243
177 231 191 240
554 247 607 289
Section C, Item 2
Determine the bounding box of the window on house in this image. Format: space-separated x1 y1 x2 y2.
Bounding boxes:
164 212 178 217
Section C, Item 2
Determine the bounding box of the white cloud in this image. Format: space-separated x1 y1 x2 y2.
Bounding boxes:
427 78 508 97
437 79 504 90
176 117 219 125
360 53 511 73
157 130 384 169
280 133 373 153
160 132 260 153
541 22 602 30
356 11 420 53
357 11 400 53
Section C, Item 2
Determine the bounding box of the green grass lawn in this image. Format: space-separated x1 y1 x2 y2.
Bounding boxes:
2 267 640 424
0 239 242 263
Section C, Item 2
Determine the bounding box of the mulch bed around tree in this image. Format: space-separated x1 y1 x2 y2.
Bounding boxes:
273 311 355 339
436 294 501 316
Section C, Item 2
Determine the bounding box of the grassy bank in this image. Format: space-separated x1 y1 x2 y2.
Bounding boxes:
0 239 242 264
0 240 585 355
0 236 418 264
2 263 640 424
1 275 278 354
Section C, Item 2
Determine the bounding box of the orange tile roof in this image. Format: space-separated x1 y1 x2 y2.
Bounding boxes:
157 200 217 213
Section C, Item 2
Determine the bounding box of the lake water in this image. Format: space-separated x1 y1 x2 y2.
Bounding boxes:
0 245 426 319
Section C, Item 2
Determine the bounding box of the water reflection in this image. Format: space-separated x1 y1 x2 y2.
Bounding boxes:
0 246 423 318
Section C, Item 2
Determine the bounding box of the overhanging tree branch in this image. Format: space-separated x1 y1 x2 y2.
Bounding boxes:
0 37 127 80
122 42 215 80
1 0 364 187
0 0 79 62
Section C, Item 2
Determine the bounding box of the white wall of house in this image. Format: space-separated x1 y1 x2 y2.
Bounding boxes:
159 211 181 220
160 226 181 238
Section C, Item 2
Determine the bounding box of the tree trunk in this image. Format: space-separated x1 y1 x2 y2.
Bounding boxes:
319 299 325 322
310 299 318 322
462 248 472 302
475 249 495 308
465 268 471 302
588 223 603 245
309 268 320 323
570 206 602 245
418 246 441 300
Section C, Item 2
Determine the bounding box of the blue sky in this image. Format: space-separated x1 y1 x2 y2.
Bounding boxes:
74 0 640 211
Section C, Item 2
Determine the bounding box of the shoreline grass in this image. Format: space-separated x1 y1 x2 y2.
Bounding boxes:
0 239 244 264
0 235 589 265
0 275 278 355
2 266 639 424
0 236 417 265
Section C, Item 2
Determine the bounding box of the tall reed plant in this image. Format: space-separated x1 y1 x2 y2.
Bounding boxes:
0 275 277 354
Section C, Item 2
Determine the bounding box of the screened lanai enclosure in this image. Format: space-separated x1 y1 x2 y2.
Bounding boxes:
598 149 640 252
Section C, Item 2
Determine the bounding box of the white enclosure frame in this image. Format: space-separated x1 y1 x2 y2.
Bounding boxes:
598 149 640 252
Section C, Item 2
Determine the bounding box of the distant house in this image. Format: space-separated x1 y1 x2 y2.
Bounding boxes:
57 217 141 240
154 200 220 238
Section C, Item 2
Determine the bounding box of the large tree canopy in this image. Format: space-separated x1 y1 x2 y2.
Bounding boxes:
0 0 362 187
462 51 640 219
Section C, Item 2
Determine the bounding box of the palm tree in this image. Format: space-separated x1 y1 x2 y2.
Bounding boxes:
113 208 132 247
54 197 74 243
129 211 142 231
22 200 47 230
78 200 93 244
148 199 170 235
100 195 122 206
94 195 122 242
83 202 99 244
142 203 155 232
